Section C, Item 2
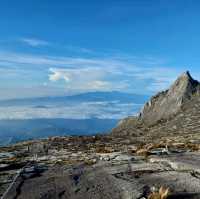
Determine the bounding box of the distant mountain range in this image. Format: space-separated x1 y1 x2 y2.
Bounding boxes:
0 91 149 106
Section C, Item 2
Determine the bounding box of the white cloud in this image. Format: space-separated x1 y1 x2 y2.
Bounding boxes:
0 51 124 68
20 38 49 47
48 67 114 92
0 50 182 98
90 81 111 89
49 68 70 82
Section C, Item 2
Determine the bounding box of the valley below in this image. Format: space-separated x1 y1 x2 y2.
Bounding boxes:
0 118 118 146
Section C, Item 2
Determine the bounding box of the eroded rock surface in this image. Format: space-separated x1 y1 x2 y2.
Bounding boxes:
3 151 200 199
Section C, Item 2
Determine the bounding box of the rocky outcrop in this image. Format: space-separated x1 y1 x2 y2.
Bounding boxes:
112 71 200 137
139 71 200 126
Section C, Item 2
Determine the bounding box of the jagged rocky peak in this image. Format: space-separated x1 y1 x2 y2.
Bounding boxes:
169 71 199 96
139 71 200 126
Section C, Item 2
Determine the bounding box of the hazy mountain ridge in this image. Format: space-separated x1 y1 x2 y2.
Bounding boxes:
0 91 149 106
0 118 118 146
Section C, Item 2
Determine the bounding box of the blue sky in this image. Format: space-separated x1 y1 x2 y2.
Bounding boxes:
0 0 200 99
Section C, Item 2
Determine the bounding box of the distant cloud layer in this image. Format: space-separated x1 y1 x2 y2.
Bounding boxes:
0 101 142 119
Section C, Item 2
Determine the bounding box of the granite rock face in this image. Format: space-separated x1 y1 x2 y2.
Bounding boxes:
139 71 200 126
112 71 200 137
4 151 200 199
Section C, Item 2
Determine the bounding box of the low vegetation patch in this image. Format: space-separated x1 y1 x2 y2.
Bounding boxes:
148 186 170 199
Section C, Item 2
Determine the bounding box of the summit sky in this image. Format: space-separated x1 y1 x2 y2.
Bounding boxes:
0 0 200 99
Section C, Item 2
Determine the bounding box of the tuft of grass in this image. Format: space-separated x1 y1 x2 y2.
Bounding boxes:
95 146 113 153
148 186 170 199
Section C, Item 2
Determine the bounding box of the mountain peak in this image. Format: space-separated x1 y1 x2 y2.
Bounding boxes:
174 71 196 85
139 71 200 126
180 70 192 78
169 71 199 96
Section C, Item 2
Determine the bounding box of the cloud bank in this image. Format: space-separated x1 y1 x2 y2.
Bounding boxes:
0 101 141 119
0 50 181 99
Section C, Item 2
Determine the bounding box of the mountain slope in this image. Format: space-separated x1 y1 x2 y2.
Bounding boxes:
112 71 200 139
139 71 200 125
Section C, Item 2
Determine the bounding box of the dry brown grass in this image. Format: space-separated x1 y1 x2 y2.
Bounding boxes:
148 186 170 199
135 142 166 157
136 148 150 156
95 146 113 153
136 140 200 156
